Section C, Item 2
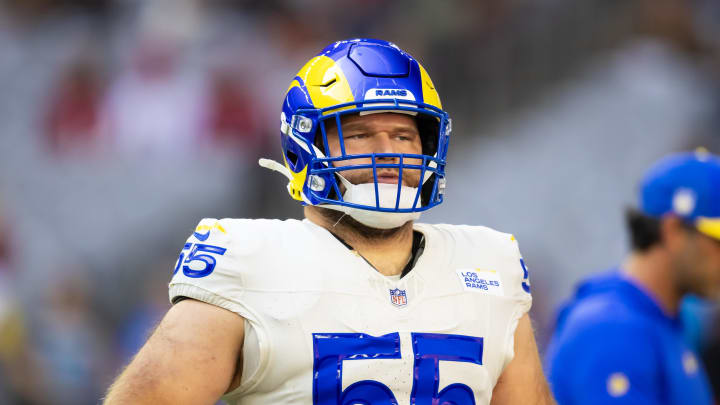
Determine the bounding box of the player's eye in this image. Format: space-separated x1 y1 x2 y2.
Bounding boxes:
345 133 368 140
394 132 418 142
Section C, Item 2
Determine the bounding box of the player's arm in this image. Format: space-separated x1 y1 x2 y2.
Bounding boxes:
103 299 244 405
491 313 555 405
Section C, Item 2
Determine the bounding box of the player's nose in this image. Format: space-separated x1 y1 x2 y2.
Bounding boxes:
374 133 399 158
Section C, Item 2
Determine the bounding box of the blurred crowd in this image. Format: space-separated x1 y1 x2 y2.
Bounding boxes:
0 0 719 403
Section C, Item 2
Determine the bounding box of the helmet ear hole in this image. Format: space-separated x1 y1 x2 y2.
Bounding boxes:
285 150 299 167
314 118 334 156
416 114 439 157
421 174 437 206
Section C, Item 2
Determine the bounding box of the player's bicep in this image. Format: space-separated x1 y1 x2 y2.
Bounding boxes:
104 299 244 405
491 314 554 405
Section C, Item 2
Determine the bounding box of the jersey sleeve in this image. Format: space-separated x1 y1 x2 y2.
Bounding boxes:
547 319 663 405
452 225 533 313
168 218 261 323
451 224 535 372
499 235 534 370
506 235 533 314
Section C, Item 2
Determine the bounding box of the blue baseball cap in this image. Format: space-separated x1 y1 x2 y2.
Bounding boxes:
640 149 720 240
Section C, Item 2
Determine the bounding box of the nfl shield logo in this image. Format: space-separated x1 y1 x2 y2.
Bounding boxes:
389 288 407 307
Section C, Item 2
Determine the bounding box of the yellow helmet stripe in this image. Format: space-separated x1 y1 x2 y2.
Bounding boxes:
289 55 355 114
417 62 442 109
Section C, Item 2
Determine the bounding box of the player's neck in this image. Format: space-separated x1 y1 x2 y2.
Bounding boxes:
622 250 682 315
305 207 415 277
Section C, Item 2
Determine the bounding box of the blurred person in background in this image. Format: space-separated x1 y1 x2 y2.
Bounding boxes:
545 150 720 404
206 68 263 150
98 31 211 155
104 38 553 404
116 259 170 365
0 204 45 404
32 270 113 404
44 52 105 157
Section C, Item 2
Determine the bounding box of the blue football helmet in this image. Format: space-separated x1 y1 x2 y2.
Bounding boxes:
260 38 451 224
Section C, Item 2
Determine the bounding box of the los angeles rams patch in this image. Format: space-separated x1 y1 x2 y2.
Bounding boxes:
456 269 504 297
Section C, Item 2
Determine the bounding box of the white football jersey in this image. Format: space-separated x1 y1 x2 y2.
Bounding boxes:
169 218 532 405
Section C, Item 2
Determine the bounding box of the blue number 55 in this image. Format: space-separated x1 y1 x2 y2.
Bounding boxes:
173 243 227 278
312 332 484 405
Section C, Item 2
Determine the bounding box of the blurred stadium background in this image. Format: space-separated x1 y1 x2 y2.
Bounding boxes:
0 0 718 403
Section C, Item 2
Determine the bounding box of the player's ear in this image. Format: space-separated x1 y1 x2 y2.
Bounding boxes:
659 214 690 253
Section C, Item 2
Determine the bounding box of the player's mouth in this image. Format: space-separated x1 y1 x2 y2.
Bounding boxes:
375 169 405 184
377 175 400 184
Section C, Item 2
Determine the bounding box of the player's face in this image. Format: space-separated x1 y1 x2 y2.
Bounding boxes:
675 229 720 299
324 113 423 188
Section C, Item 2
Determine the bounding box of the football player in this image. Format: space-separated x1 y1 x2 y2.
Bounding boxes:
104 38 553 405
545 150 720 404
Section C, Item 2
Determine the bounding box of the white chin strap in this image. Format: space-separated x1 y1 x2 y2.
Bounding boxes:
322 175 421 229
